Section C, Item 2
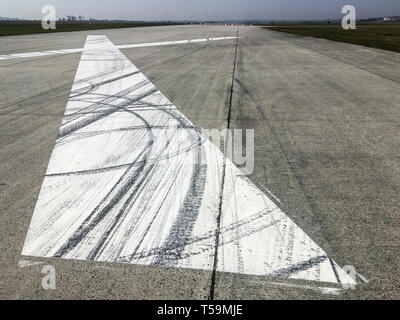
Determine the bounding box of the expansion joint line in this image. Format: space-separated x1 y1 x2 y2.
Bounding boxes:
209 27 240 300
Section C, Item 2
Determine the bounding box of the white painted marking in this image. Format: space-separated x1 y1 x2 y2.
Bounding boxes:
268 281 343 295
18 259 44 268
21 35 355 285
0 37 240 61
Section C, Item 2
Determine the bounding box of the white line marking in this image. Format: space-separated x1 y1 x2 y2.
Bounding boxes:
21 35 355 285
0 37 240 61
268 281 343 295
18 259 44 268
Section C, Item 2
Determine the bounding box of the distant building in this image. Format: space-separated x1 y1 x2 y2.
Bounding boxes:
383 16 400 22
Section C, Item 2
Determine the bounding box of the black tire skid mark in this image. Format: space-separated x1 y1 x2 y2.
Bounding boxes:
50 82 203 261
59 82 156 136
53 106 155 258
91 104 208 263
118 209 282 262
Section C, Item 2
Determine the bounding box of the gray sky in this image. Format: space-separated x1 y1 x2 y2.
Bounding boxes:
1 0 399 21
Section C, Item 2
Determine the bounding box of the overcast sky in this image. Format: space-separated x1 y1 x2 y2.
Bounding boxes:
1 0 399 21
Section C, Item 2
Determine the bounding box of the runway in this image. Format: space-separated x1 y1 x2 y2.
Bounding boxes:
0 25 399 299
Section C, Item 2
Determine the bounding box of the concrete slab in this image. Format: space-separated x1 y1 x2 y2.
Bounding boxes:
0 25 399 299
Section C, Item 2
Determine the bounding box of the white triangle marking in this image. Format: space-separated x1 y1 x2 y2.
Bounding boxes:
21 35 355 285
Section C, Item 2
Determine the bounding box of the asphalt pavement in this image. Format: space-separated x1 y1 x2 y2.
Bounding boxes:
0 25 399 299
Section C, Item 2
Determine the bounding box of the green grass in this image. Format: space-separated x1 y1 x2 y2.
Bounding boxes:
264 24 400 53
0 21 180 37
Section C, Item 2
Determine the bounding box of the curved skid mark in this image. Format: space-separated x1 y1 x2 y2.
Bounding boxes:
21 35 355 286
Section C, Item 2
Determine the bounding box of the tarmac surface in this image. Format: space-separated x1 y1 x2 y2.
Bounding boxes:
0 25 399 299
